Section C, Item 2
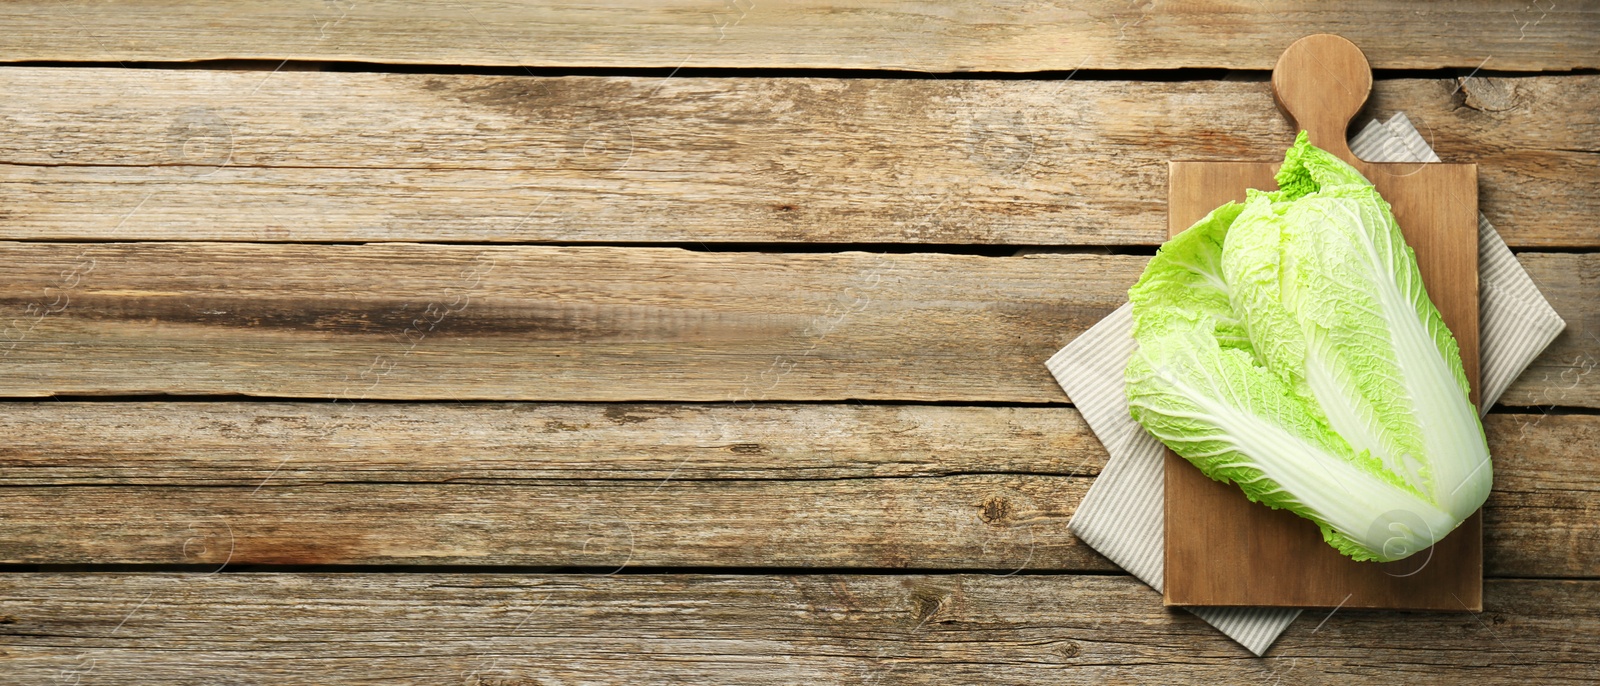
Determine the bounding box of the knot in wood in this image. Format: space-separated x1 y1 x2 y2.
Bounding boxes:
977 496 1013 525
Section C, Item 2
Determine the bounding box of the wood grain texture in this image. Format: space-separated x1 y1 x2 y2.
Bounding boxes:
0 403 1103 570
0 243 1593 406
0 403 1106 486
1484 412 1600 579
0 573 1595 683
1269 34 1375 164
5 1 1597 71
1 68 1596 248
0 242 1137 402
0 402 1590 577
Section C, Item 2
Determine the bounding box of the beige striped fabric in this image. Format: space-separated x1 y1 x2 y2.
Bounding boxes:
1045 113 1566 657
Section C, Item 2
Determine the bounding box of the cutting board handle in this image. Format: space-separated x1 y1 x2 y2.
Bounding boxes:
1271 34 1372 164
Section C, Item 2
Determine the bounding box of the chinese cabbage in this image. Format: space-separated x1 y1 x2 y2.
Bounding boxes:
1126 132 1491 562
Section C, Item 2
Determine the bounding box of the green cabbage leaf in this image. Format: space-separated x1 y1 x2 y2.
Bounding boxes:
1126 132 1492 562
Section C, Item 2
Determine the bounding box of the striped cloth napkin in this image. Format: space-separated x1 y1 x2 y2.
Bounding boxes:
1044 113 1567 656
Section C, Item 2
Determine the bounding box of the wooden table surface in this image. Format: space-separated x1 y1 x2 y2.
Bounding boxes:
1 3 1597 683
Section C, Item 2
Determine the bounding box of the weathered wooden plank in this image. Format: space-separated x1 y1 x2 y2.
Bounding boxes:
0 243 1135 401
0 478 1084 570
0 403 1591 577
0 244 1592 406
0 574 1594 683
1484 412 1600 579
0 403 1104 485
5 1 1597 71
1 69 1595 248
0 403 1103 570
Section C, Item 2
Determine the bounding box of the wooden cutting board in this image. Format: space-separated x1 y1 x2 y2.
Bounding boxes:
1163 35 1482 611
